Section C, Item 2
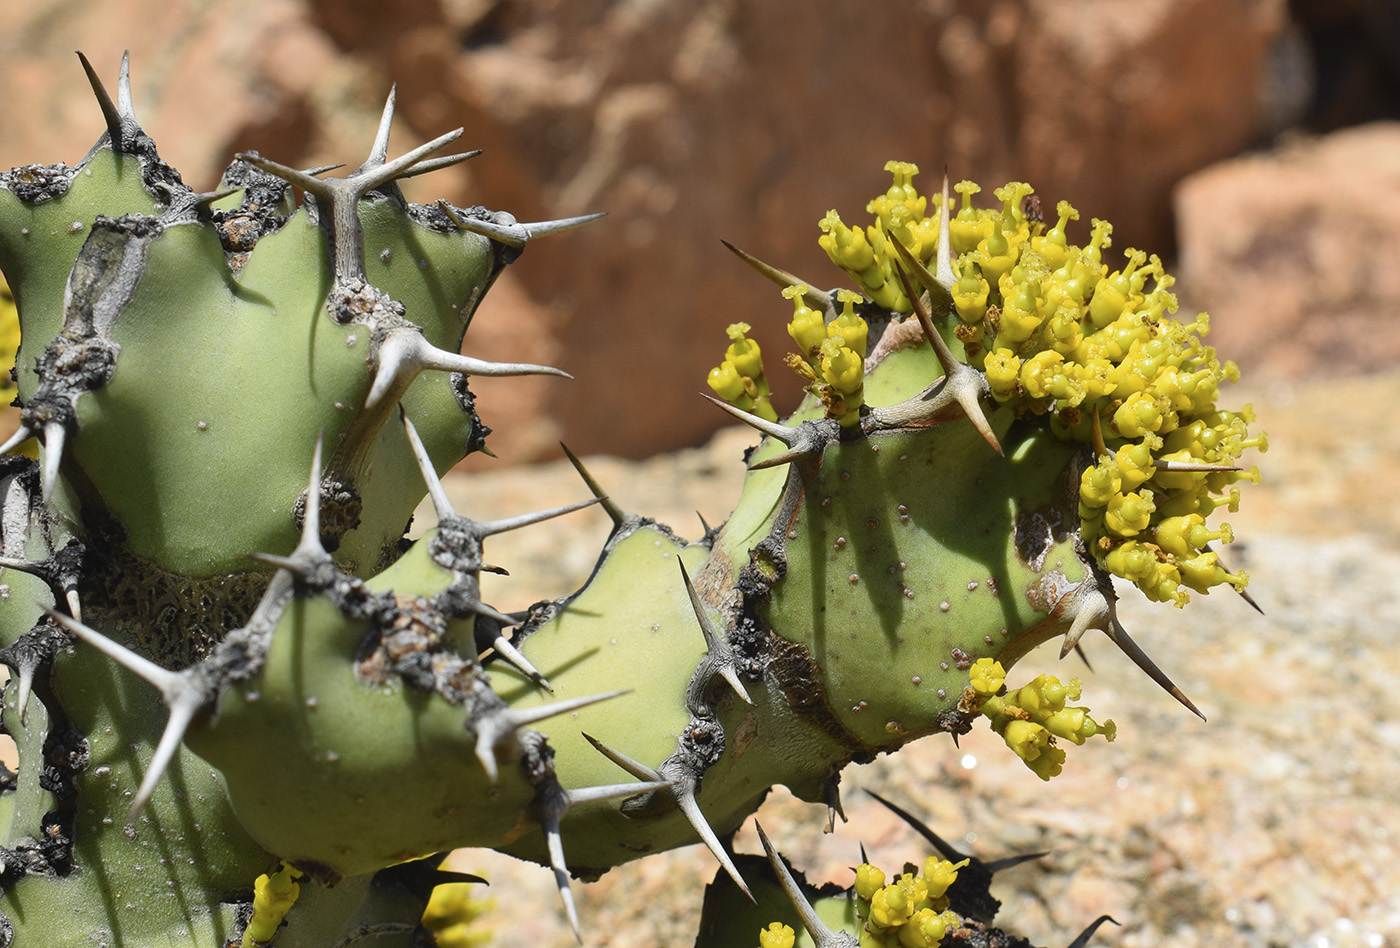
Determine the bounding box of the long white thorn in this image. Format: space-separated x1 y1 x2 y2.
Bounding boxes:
47 609 209 818
677 783 752 901
0 424 33 457
294 431 328 561
446 211 606 248
130 691 203 819
366 329 571 413
116 50 133 119
541 811 582 942
474 498 599 539
935 172 956 290
365 84 397 169
755 822 857 947
719 240 833 312
13 663 33 728
700 394 799 445
1103 611 1205 721
47 609 181 695
580 733 664 782
472 691 628 783
355 128 466 194
561 778 673 809
487 634 552 693
395 151 483 180
400 408 456 522
560 444 626 530
678 560 751 705
40 421 66 503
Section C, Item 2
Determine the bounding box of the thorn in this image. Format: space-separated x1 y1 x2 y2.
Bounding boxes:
64 587 83 625
747 444 816 472
77 52 123 146
401 408 456 522
301 163 345 177
580 733 664 782
462 598 520 627
446 211 606 248
1154 460 1242 474
235 151 328 194
0 424 33 456
1072 642 1094 671
888 230 953 317
821 775 846 833
865 790 971 863
474 498 599 539
365 84 397 170
559 443 626 529
935 173 955 290
116 51 133 118
486 633 552 693
1059 598 1100 659
561 778 674 809
191 186 242 209
677 560 752 705
1202 543 1264 615
859 842 870 866
696 511 713 536
677 781 752 901
395 151 483 180
1103 609 1205 721
719 240 833 312
46 609 210 818
1066 915 1120 948
352 127 467 195
40 420 66 503
246 553 309 575
132 689 204 818
471 691 628 783
701 394 798 445
294 431 328 561
754 822 856 947
888 262 1001 455
540 810 582 943
864 790 1045 925
13 663 33 728
366 328 571 413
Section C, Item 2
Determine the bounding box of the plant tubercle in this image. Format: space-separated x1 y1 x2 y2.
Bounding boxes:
0 57 1263 948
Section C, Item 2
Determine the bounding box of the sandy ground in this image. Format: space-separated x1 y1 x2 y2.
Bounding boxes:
432 372 1400 948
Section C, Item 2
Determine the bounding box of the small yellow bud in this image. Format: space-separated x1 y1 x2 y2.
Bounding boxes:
759 922 797 948
784 284 826 356
856 862 888 901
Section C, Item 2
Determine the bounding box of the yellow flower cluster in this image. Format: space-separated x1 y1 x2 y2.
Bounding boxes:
851 850 965 947
420 880 497 948
811 164 1265 604
780 286 869 427
707 321 778 422
819 161 937 312
709 284 870 427
964 658 1115 781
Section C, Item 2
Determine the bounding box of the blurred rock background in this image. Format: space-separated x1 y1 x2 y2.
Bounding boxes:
3 0 1397 461
3 2 1400 946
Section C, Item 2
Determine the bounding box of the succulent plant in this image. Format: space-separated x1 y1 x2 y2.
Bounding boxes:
0 55 1263 948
